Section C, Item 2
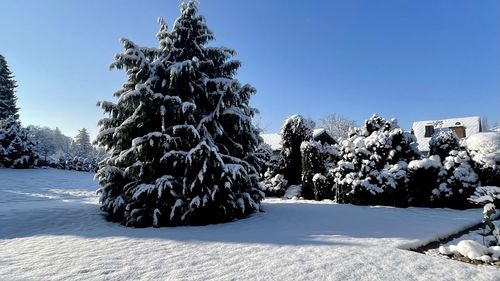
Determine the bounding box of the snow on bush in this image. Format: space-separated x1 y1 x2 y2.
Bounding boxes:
469 186 500 205
466 132 500 187
439 185 500 262
431 150 478 209
469 186 500 245
429 130 460 160
301 140 330 200
333 114 420 206
439 197 500 263
283 185 302 199
261 173 288 197
0 116 36 168
280 114 314 186
407 156 442 207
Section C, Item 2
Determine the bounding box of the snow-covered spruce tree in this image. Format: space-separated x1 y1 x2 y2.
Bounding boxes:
96 1 263 227
301 140 330 200
0 54 18 120
334 114 420 206
280 115 314 186
431 150 478 209
72 128 93 159
429 130 460 160
0 116 36 168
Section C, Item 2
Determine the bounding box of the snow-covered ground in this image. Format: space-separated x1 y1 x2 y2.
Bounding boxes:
1 169 499 280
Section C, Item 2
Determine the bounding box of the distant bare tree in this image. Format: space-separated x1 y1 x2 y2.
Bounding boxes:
319 114 356 141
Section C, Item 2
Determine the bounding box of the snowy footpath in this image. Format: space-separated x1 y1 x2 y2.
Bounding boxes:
0 169 498 281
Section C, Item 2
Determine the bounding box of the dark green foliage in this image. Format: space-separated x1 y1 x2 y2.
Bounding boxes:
431 150 478 209
0 116 36 168
301 140 329 200
0 55 18 120
96 1 263 227
407 156 442 207
429 130 460 160
280 115 313 186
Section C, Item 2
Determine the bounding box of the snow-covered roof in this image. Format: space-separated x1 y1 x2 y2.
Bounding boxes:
412 116 481 152
260 133 282 151
312 128 326 139
260 128 333 151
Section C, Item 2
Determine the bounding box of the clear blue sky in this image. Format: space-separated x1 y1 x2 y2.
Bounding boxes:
1 0 499 139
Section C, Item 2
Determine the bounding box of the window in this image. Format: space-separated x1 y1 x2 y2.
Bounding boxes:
424 125 434 137
450 126 466 138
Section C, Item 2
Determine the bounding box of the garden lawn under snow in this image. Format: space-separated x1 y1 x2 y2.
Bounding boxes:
0 169 499 281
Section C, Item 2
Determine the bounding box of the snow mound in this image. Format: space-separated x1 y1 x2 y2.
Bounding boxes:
284 185 302 199
466 132 500 167
439 240 500 262
408 155 441 170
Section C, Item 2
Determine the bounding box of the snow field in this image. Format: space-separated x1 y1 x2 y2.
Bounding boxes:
1 169 499 280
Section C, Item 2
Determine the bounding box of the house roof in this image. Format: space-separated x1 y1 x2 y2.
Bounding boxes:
260 128 334 151
260 133 282 151
411 116 481 152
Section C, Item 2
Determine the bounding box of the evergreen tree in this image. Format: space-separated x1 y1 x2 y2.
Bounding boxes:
0 116 36 168
72 128 93 158
280 115 314 186
432 150 478 209
429 130 460 160
407 155 442 207
96 1 263 227
334 114 420 206
301 140 329 200
0 54 18 120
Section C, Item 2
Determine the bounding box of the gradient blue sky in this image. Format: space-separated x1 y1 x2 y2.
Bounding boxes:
1 0 499 139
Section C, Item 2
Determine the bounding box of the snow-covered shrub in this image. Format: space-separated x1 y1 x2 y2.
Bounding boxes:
260 149 287 197
261 173 288 197
301 140 330 200
429 130 460 160
469 186 500 246
0 116 36 168
466 132 500 187
439 187 500 263
283 185 302 199
95 1 263 227
439 240 500 263
280 115 314 186
407 156 442 207
470 186 500 206
333 114 420 206
66 156 98 172
431 150 478 209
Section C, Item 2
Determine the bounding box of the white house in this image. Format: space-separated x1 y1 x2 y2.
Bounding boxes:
412 116 482 152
